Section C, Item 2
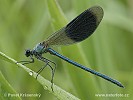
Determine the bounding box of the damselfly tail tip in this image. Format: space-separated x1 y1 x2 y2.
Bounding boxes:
120 84 124 88
117 82 124 88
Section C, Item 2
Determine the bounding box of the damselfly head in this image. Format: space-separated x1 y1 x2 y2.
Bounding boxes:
25 49 32 57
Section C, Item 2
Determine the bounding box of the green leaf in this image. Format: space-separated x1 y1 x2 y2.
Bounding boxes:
0 51 79 100
0 71 21 100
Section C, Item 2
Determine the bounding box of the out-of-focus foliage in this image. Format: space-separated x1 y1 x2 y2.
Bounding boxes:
0 0 133 100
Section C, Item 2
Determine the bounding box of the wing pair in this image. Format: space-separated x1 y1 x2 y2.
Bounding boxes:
45 6 103 46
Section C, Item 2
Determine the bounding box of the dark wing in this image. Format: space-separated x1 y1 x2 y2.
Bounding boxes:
45 6 104 46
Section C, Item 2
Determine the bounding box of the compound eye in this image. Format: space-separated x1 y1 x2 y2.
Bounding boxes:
25 49 31 57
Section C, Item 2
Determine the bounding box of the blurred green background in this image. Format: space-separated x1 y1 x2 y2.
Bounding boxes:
0 0 133 100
